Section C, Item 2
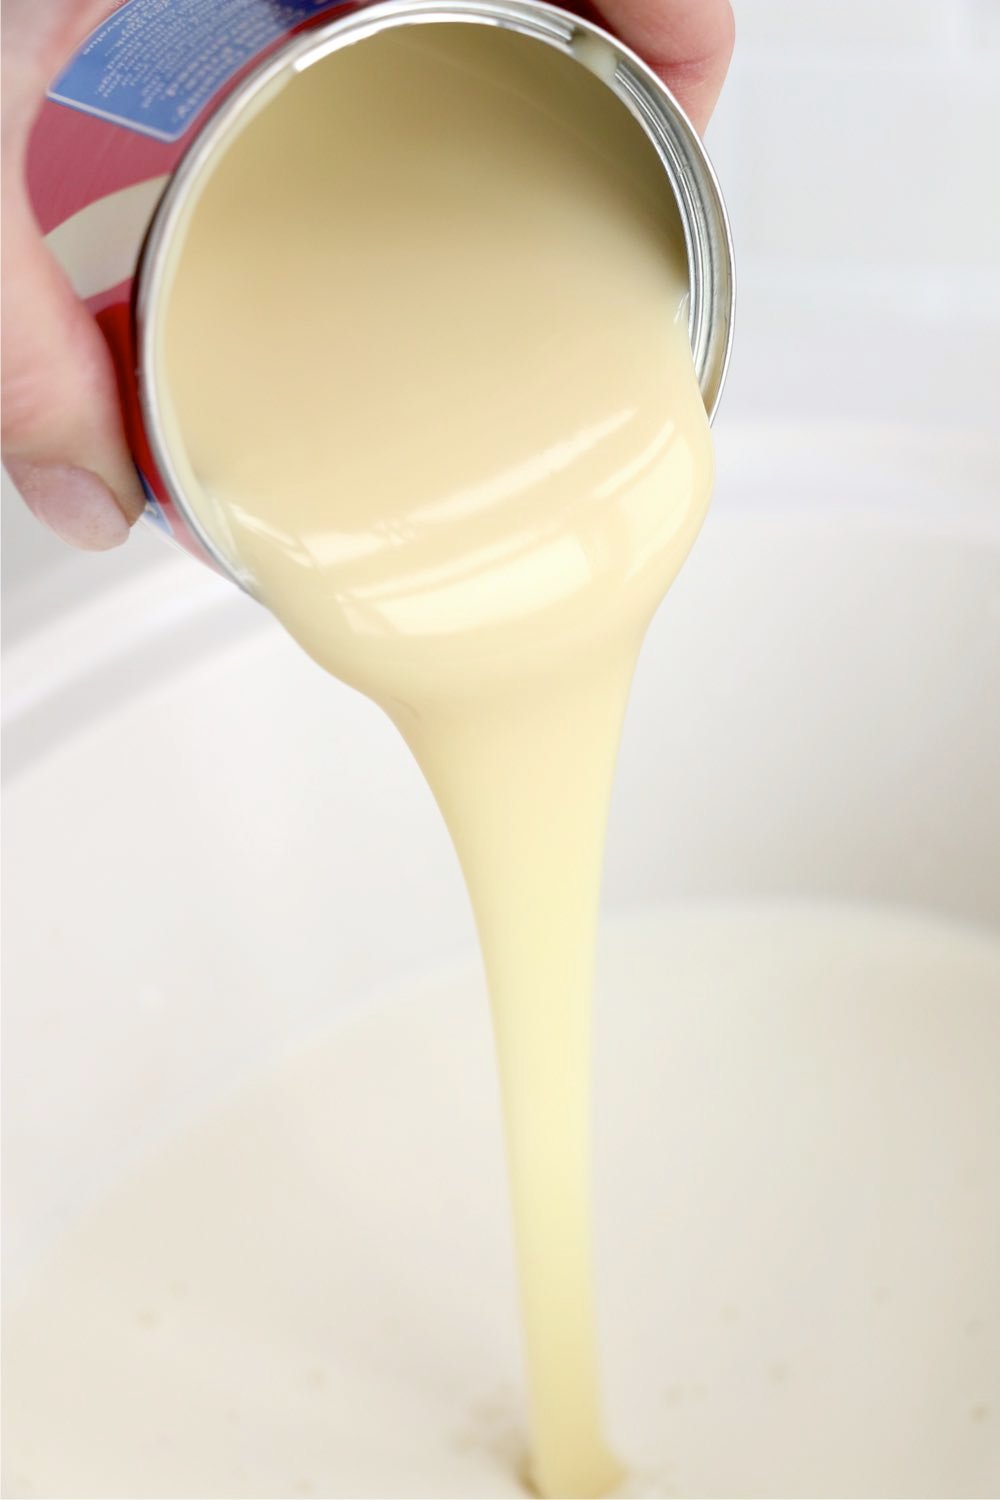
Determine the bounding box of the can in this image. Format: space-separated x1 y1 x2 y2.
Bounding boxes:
28 0 735 583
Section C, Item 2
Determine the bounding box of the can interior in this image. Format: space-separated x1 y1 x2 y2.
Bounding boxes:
139 7 730 586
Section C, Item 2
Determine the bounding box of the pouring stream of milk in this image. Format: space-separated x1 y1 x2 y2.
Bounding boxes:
156 25 714 1496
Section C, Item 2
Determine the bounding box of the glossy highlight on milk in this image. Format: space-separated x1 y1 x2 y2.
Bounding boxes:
154 24 714 1497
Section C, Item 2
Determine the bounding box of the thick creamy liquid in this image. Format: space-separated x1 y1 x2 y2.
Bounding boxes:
6 905 1000 1499
155 26 713 1497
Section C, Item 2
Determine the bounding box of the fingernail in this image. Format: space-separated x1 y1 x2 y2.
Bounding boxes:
11 464 133 551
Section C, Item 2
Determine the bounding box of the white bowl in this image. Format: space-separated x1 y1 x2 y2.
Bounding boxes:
3 422 999 1497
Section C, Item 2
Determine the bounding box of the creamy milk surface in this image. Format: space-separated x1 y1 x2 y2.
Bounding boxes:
6 905 1000 1499
149 23 711 1498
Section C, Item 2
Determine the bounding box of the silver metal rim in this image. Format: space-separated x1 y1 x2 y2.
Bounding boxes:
137 0 736 586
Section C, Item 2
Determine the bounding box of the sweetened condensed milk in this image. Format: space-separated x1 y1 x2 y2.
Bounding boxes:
152 24 714 1497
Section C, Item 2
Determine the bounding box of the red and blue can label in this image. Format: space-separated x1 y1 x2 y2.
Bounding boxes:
28 0 354 570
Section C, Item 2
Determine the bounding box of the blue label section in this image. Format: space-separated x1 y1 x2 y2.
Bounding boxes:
139 475 171 535
48 0 347 143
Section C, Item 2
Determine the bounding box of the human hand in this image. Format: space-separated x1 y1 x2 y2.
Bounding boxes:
0 0 733 552
2 0 146 549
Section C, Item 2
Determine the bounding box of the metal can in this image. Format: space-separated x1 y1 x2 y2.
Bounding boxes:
28 0 735 581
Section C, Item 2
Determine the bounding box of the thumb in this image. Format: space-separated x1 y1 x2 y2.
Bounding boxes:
597 0 735 136
2 98 145 549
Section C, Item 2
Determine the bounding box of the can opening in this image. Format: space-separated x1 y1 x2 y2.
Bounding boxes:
138 7 732 586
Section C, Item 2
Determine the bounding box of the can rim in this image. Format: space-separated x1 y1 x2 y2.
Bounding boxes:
136 0 736 588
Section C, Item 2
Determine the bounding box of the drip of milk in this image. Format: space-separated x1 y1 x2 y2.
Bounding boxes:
151 24 713 1496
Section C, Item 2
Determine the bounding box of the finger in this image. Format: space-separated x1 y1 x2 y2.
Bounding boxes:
1 181 145 548
2 0 145 549
596 0 735 134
